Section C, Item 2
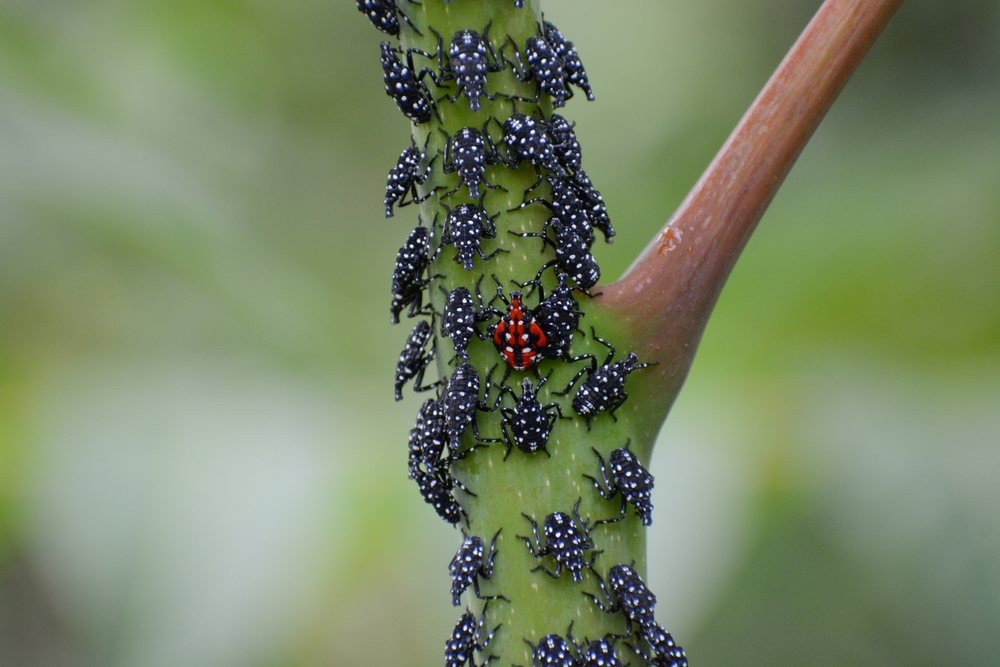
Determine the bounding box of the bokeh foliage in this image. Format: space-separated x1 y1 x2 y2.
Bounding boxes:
0 1 998 666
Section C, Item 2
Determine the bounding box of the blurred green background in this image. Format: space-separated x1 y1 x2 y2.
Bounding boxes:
0 0 998 665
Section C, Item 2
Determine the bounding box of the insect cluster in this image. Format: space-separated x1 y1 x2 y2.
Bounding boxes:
362 2 683 665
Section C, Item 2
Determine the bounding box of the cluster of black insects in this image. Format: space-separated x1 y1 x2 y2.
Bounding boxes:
361 2 686 665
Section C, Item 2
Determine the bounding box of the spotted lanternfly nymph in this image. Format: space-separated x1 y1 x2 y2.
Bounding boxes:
628 623 688 667
439 125 505 200
501 111 566 178
357 0 421 37
525 218 601 290
486 373 567 459
521 634 576 667
385 137 439 218
487 281 548 371
548 114 583 174
442 363 500 450
424 24 507 112
585 439 655 526
584 562 659 635
543 20 595 102
446 603 501 667
565 621 626 667
441 203 504 271
507 33 571 108
380 41 437 124
572 170 615 243
449 529 504 606
440 280 493 363
394 319 438 400
518 498 597 583
390 224 439 324
555 329 657 428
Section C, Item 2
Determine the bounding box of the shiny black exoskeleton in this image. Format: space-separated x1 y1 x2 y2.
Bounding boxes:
486 374 567 459
548 114 583 174
555 330 656 428
408 398 479 525
385 138 439 217
565 622 625 667
380 41 436 124
442 363 500 450
519 272 588 360
508 34 570 108
357 0 420 36
501 111 565 177
424 24 506 112
518 498 597 583
390 224 439 324
440 280 493 363
446 604 501 667
572 170 615 243
394 320 438 400
449 529 504 606
584 563 659 635
585 439 655 526
628 623 688 667
543 20 595 101
523 634 576 667
527 218 600 290
441 203 503 271
440 125 505 200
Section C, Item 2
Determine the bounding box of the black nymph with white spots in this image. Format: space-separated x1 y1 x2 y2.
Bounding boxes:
521 634 576 667
548 114 583 175
520 34 571 108
522 271 589 361
487 374 567 459
585 439 655 526
440 126 506 200
501 111 566 178
565 622 625 667
628 622 688 667
555 330 657 428
385 139 439 218
512 174 595 249
424 24 507 112
518 498 597 583
390 224 439 324
446 604 501 667
357 0 421 36
530 218 601 290
571 170 615 243
442 363 501 450
584 562 666 638
394 319 437 401
440 281 493 363
380 42 436 125
542 20 595 102
449 529 504 606
441 203 504 271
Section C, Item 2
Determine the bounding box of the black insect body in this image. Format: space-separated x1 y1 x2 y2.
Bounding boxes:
449 529 504 606
547 176 595 246
380 41 436 124
547 114 583 176
584 563 658 635
629 623 688 667
446 604 501 667
493 376 566 459
385 139 438 217
522 35 571 108
556 331 657 428
412 466 467 525
390 225 439 324
523 272 587 361
518 499 597 583
585 439 655 526
442 363 500 450
502 112 566 178
395 320 437 401
572 171 615 243
357 0 420 37
441 203 503 271
565 623 625 667
440 126 504 200
440 283 493 363
425 25 506 112
535 218 601 290
523 634 577 667
543 20 595 101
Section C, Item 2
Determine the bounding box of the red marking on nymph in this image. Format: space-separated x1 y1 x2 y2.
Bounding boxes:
491 292 547 371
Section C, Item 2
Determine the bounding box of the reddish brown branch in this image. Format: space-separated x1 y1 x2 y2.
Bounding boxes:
599 0 904 424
